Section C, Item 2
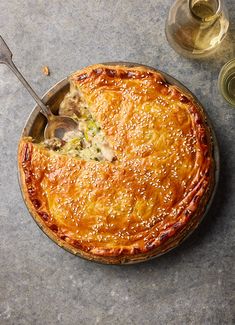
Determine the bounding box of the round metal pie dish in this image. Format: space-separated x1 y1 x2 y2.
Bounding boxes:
18 62 220 264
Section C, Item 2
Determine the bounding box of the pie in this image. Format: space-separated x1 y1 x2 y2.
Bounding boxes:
18 64 215 264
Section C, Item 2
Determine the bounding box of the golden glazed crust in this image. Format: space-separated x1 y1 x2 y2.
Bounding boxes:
18 64 214 263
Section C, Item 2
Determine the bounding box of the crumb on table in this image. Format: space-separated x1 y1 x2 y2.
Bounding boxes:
42 66 50 76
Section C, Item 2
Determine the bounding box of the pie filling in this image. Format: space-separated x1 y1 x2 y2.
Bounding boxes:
43 90 115 162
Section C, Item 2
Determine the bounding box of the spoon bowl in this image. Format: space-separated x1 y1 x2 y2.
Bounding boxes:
44 114 78 139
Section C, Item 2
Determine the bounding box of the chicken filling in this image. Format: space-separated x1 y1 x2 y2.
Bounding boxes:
43 90 115 162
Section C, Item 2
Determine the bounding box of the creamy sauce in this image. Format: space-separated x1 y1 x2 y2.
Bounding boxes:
43 90 115 162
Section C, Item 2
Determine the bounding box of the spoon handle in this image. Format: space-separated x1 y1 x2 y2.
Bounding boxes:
0 35 51 118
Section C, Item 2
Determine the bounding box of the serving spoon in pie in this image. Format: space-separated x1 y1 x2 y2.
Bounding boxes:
0 35 78 140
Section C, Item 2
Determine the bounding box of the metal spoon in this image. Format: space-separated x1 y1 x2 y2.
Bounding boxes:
0 35 78 140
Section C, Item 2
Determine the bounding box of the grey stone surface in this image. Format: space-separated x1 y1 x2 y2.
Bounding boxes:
0 0 234 324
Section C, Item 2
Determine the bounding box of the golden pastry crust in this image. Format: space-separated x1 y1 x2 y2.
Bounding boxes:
18 64 214 263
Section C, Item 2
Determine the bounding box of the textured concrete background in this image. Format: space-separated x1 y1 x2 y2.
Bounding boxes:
0 1 234 324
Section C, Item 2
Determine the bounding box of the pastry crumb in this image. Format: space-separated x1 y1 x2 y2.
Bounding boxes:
42 66 50 76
